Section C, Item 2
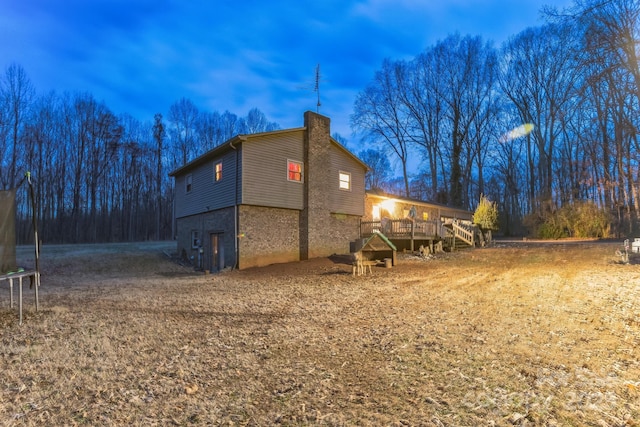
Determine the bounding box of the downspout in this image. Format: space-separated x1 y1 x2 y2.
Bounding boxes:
230 137 242 269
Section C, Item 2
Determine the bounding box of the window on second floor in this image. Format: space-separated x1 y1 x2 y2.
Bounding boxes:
186 174 193 193
339 171 351 191
288 160 303 182
215 162 223 182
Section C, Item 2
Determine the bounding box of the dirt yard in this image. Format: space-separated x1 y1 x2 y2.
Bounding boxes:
1 240 639 426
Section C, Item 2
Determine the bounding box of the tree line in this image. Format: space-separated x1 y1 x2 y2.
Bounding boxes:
0 66 279 244
3 0 639 242
352 0 640 237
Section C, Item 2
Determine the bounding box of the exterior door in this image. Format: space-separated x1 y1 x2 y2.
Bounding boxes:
209 233 223 272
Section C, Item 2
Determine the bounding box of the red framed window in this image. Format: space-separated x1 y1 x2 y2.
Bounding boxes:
288 160 303 182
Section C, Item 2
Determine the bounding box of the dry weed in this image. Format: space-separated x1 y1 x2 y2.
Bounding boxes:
1 240 639 425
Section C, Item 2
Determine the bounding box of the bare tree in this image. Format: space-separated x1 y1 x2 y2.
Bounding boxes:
351 59 413 197
499 24 581 214
168 98 199 169
220 111 242 141
21 91 59 242
559 0 640 102
0 63 34 188
196 111 226 151
358 148 392 191
243 107 279 134
565 0 640 233
401 50 445 199
153 113 165 240
0 62 287 243
431 34 500 208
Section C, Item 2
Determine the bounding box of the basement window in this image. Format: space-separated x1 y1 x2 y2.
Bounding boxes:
191 230 200 249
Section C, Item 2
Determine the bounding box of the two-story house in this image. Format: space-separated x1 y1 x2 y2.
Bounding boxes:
169 111 368 271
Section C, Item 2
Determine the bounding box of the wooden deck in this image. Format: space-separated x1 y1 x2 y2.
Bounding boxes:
360 219 441 240
360 219 476 252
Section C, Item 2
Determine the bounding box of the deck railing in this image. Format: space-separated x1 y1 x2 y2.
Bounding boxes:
452 221 475 246
360 219 440 239
442 220 476 247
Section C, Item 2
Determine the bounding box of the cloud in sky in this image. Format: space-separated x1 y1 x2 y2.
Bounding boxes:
1 0 573 140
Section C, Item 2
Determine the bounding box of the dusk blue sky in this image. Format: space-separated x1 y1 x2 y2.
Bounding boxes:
1 0 573 142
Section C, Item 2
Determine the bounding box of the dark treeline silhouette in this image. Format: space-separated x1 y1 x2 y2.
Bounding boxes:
0 66 279 244
4 0 639 241
352 0 640 236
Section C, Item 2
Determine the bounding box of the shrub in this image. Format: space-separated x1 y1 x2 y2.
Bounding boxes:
537 221 566 239
473 195 499 231
527 200 611 239
571 201 611 238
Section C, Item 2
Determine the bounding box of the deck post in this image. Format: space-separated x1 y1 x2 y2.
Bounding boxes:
410 221 414 252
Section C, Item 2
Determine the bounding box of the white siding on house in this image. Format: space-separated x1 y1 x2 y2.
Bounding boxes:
241 130 305 210
328 144 366 216
174 149 238 219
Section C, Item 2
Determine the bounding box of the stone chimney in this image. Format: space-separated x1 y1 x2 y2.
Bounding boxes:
300 111 331 260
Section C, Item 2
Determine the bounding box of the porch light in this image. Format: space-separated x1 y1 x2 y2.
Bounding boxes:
380 199 396 217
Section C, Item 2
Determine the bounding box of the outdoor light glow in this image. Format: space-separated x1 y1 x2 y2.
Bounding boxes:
499 123 535 143
380 199 396 216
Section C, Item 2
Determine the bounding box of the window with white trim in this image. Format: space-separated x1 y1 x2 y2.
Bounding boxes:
339 171 351 190
214 162 222 182
186 174 193 193
287 160 303 182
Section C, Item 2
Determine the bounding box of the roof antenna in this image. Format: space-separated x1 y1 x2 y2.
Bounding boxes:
313 64 321 113
297 64 324 113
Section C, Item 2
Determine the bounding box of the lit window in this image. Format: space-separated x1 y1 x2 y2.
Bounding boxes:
186 174 192 193
215 162 222 182
339 171 351 190
288 160 303 182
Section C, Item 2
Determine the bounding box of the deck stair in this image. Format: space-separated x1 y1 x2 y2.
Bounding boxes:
443 221 476 251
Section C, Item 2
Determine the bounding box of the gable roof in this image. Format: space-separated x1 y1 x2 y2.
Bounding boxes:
361 232 398 252
169 126 368 177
